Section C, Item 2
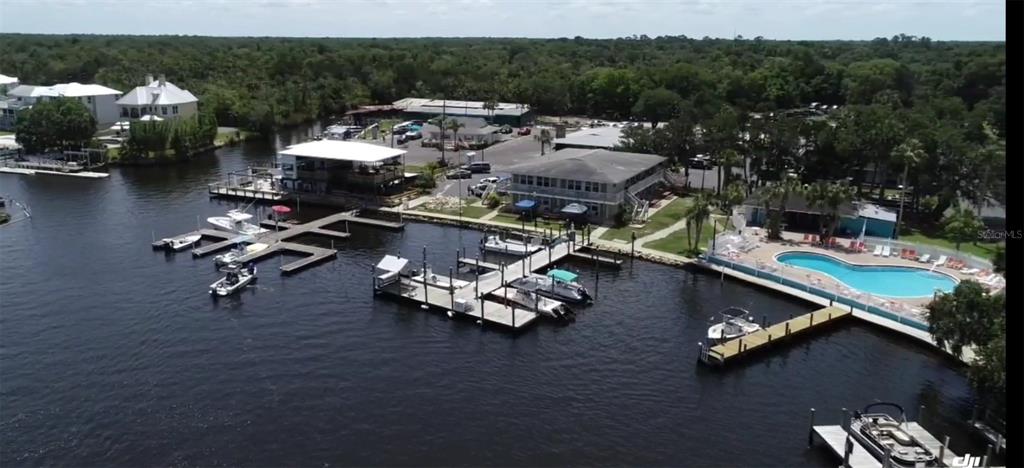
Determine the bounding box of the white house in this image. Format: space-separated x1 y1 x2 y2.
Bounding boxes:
5 81 123 127
117 74 198 120
0 74 19 95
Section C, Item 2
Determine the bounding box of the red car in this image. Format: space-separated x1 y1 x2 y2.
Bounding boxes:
517 127 532 136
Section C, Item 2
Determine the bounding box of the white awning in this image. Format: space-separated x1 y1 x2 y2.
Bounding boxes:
375 255 409 273
280 140 406 163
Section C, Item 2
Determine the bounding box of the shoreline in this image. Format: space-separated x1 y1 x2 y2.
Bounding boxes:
388 207 968 362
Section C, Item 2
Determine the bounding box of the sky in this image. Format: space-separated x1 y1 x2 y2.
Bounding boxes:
0 0 1006 41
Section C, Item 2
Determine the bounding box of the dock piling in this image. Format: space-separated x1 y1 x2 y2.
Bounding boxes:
449 266 455 310
882 446 892 468
762 315 767 328
939 435 948 462
474 256 480 298
983 445 992 468
842 433 853 468
422 245 429 308
918 404 925 426
785 322 790 335
841 408 847 428
808 408 816 447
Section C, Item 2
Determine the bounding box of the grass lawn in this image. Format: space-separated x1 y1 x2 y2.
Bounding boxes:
0 131 13 136
601 197 692 242
900 229 1002 259
491 212 564 231
418 201 493 219
644 216 725 256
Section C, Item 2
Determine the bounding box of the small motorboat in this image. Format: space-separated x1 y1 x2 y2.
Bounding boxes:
163 234 201 251
481 235 541 256
510 269 591 304
505 288 573 321
849 402 938 468
207 209 268 236
707 307 762 341
213 243 269 266
209 263 257 297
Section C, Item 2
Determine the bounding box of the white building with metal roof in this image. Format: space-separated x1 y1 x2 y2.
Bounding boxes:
5 81 123 126
276 140 408 195
116 74 198 120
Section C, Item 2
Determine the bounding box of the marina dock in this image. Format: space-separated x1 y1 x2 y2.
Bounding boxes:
812 422 962 468
375 236 611 330
698 306 852 366
155 210 403 274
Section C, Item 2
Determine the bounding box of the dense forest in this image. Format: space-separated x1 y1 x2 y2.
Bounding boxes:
0 34 1005 134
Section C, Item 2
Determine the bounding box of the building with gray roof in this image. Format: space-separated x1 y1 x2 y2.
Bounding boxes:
394 97 533 127
505 148 667 224
552 126 625 151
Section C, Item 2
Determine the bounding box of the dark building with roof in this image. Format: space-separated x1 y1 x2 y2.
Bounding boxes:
505 148 667 224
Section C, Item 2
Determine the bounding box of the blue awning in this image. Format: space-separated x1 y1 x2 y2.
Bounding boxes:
515 200 537 210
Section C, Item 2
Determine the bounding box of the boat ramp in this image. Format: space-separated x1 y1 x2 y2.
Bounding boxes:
698 306 852 366
154 210 404 274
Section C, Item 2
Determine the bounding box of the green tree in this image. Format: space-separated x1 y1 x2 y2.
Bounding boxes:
717 181 747 217
534 127 553 156
941 206 984 251
805 180 856 244
631 88 682 129
683 194 714 252
991 244 1004 273
759 176 801 240
890 138 925 236
15 98 97 153
926 281 1002 358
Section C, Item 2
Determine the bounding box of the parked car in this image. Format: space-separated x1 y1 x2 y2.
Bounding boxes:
688 156 713 169
480 176 501 185
469 183 491 197
446 169 472 179
499 125 513 134
517 127 532 136
462 161 491 173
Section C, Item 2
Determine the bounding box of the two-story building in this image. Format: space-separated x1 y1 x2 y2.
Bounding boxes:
275 140 408 197
117 74 198 120
5 82 123 127
505 148 667 225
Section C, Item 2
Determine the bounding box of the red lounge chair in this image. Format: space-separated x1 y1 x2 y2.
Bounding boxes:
803 234 811 243
848 240 857 251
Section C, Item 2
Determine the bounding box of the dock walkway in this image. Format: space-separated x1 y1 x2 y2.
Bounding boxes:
813 422 960 468
699 306 852 365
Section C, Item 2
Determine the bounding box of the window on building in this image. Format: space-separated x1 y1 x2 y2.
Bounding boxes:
559 179 566 189
86 96 93 104
162 106 168 115
172 106 178 114
120 108 129 117
526 175 533 185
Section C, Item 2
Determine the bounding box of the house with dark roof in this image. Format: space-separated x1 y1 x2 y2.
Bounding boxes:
505 148 667 224
740 188 898 238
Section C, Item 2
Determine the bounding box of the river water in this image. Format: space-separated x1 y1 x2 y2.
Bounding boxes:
0 132 991 466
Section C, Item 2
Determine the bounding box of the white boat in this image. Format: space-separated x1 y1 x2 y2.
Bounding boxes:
209 263 257 297
162 234 201 251
510 269 591 304
707 307 762 341
505 287 573 321
213 243 269 266
849 402 938 468
207 209 268 236
481 235 541 256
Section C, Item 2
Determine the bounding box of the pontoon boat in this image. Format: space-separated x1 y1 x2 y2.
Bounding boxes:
849 402 939 467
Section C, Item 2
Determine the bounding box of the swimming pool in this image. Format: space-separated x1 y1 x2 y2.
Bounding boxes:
775 251 958 298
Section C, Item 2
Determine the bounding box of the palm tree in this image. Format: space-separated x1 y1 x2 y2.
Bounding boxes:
445 118 466 152
483 100 497 120
683 194 714 252
805 180 856 244
716 148 742 194
759 175 801 241
890 138 924 238
534 128 553 156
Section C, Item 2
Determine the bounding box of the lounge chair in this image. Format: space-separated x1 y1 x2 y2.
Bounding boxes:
917 254 931 263
982 274 1003 286
898 248 908 259
881 245 891 257
802 234 811 243
960 267 980 275
848 240 858 251
932 255 948 267
873 245 883 256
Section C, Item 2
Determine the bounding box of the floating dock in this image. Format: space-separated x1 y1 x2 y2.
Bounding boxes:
812 422 962 468
375 237 608 330
155 210 402 274
698 306 852 366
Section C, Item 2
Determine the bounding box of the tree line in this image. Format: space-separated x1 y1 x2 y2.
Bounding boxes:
0 34 1003 136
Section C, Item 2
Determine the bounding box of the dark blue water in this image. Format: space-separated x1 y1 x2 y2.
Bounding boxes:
0 136 990 466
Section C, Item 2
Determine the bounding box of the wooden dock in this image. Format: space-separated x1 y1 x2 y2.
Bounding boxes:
155 210 400 274
376 276 539 329
812 422 960 468
699 306 852 366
